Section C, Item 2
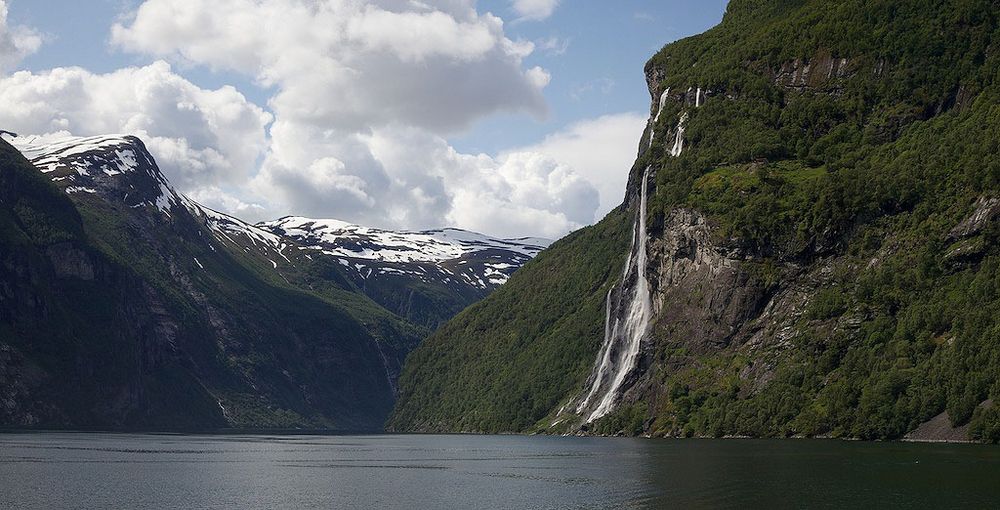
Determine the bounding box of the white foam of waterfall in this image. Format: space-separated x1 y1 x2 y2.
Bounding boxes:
575 105 693 423
648 88 671 147
575 288 618 414
576 165 654 422
670 113 689 157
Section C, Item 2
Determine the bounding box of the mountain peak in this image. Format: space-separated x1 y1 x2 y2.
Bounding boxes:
11 133 183 215
12 134 145 173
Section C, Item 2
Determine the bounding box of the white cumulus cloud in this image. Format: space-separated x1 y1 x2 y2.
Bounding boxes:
107 0 594 237
111 0 547 133
513 112 647 219
368 125 599 238
0 61 272 195
511 0 560 21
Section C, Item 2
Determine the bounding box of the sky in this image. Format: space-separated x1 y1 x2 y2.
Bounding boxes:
0 0 727 238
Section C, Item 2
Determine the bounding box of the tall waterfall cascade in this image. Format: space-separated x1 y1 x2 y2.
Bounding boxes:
574 88 698 423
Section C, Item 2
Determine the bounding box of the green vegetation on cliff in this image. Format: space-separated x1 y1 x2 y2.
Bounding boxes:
387 209 631 432
391 0 1000 441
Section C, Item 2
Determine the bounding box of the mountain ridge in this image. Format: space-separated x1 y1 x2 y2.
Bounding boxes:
11 132 549 330
0 132 544 430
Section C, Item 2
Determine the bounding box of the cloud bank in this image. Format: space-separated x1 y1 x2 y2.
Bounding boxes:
1 0 642 239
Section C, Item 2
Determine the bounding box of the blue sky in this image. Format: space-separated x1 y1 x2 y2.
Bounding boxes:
2 0 728 237
459 0 727 153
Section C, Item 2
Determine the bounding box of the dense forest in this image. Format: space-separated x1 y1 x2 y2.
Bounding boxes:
390 0 1000 442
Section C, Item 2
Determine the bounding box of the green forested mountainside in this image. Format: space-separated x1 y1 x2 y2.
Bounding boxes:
387 209 631 432
391 0 1000 441
643 0 999 251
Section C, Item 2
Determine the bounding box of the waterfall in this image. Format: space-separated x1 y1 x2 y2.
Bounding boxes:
648 88 671 147
670 113 689 157
574 95 695 424
576 165 654 422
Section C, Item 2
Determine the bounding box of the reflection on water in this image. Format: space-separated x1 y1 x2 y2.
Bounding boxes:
1 433 998 509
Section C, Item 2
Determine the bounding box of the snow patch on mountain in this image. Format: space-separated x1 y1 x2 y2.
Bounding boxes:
261 216 550 264
11 133 550 294
11 133 185 216
12 134 140 175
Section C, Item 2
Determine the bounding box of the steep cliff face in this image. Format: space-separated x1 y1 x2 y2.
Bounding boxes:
569 0 1000 440
391 0 1000 442
0 139 226 428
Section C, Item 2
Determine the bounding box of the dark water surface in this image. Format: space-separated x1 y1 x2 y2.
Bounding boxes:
1 433 998 509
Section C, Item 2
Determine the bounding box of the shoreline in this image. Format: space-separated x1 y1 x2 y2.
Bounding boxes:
2 427 989 446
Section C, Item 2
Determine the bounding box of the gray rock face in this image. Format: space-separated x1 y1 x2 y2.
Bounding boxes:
904 411 973 443
0 344 49 426
600 202 857 419
647 209 766 353
949 196 1000 240
773 53 853 92
905 401 994 442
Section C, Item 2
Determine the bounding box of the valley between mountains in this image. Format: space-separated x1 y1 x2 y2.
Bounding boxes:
0 133 547 430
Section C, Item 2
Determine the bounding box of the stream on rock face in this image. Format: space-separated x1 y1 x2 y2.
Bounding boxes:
576 164 655 422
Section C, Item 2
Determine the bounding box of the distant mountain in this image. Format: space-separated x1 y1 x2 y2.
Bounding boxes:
259 217 549 328
0 133 544 430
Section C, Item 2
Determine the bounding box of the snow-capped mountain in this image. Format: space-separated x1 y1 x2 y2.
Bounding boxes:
12 134 186 214
1 131 552 429
10 133 549 328
260 217 550 289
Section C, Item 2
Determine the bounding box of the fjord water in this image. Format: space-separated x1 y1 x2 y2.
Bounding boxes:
1 433 998 509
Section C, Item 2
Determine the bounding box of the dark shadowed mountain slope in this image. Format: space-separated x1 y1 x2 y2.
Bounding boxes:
0 133 544 430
